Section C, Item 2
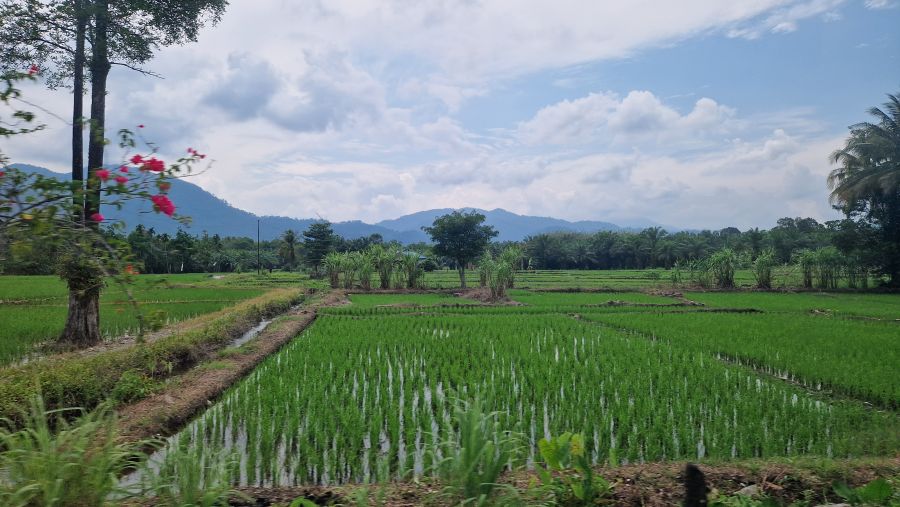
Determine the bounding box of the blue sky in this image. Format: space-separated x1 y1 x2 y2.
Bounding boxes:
8 0 900 229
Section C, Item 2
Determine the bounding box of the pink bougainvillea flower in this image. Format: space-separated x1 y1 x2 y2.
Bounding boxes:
141 157 165 173
115 175 128 185
138 124 144 129
95 169 110 181
90 213 104 222
150 194 175 216
130 154 144 165
28 64 39 75
119 166 129 173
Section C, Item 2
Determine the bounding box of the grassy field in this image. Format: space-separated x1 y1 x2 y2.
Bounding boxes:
154 284 900 487
347 293 479 308
421 267 882 289
0 273 311 365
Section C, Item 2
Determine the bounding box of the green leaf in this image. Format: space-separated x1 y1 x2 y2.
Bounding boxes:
857 478 892 504
571 482 585 500
833 482 856 502
537 467 553 486
538 438 561 470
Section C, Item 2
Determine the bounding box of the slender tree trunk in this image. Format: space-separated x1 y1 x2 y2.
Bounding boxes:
59 0 110 347
458 264 466 288
86 0 110 222
71 0 86 216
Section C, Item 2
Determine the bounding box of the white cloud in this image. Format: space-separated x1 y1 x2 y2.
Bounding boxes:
727 0 845 39
518 91 736 148
3 0 856 230
864 0 896 8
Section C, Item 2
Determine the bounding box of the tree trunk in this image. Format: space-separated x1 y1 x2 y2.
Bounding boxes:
59 282 100 348
59 0 110 348
458 265 466 288
71 0 86 217
85 0 110 222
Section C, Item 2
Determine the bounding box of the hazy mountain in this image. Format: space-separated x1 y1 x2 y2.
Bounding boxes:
10 164 663 242
376 208 624 242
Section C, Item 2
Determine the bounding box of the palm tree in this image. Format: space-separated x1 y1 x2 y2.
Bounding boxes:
279 230 298 270
828 91 900 285
829 92 900 205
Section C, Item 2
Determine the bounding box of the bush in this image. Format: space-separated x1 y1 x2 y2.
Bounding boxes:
708 249 736 288
0 396 148 506
111 369 157 403
753 249 776 289
431 400 522 506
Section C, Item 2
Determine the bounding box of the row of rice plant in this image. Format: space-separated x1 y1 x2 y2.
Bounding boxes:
155 312 896 487
685 291 900 320
585 311 900 408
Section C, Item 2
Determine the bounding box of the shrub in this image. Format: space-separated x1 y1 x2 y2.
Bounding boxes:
431 400 522 506
753 249 776 289
537 432 615 506
0 396 148 506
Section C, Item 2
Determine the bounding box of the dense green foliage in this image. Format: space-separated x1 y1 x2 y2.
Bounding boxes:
828 91 900 286
424 211 498 288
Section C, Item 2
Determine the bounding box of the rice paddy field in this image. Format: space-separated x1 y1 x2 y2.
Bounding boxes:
0 272 311 365
420 267 879 289
151 276 900 488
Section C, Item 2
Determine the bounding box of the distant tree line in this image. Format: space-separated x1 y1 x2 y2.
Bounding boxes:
0 214 885 285
522 217 848 270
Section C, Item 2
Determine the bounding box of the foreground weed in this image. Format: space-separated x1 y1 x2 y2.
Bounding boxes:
141 444 244 507
833 478 895 506
537 432 615 506
0 396 146 507
431 400 523 506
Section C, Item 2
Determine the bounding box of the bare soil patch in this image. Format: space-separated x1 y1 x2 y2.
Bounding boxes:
216 458 899 506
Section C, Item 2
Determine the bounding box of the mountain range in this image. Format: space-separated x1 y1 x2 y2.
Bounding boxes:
12 164 667 242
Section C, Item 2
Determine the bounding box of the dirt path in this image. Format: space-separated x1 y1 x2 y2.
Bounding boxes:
219 458 900 506
115 290 345 443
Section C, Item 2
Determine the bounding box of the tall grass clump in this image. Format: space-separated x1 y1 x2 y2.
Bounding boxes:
432 400 522 506
400 252 424 289
707 249 736 288
0 397 146 506
478 249 516 299
753 248 776 289
141 444 242 507
372 245 400 290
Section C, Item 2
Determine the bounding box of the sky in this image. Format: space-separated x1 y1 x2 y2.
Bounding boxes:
7 0 900 229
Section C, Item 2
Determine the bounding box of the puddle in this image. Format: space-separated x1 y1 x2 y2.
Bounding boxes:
230 318 272 348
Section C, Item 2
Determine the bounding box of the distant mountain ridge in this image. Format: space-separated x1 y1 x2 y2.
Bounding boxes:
11 164 664 242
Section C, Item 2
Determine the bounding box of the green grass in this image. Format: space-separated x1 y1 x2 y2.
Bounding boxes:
0 289 305 424
419 268 885 290
348 293 478 308
0 273 307 366
686 291 900 320
507 289 678 306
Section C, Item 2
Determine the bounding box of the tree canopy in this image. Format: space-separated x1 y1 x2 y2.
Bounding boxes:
303 221 334 276
423 211 497 288
828 91 900 285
